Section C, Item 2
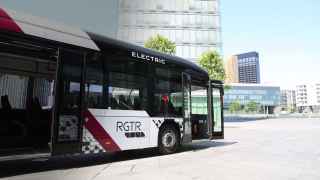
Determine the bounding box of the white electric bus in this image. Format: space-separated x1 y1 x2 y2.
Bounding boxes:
0 7 224 160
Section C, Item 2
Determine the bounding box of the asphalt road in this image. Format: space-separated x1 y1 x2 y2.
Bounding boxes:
1 117 320 180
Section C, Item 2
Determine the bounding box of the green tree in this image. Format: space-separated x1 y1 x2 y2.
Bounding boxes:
287 105 296 113
229 101 241 113
245 101 258 113
198 50 225 81
224 84 232 91
144 34 176 55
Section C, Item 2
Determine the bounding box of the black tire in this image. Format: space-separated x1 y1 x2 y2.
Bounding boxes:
158 125 180 155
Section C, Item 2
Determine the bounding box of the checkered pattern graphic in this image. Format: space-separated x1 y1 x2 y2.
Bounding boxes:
152 119 163 128
82 127 106 154
58 115 79 142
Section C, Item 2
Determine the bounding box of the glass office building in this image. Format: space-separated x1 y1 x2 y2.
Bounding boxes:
117 0 222 64
237 52 261 84
224 84 280 114
225 52 261 84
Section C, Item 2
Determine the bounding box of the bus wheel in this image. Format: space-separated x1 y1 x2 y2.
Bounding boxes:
159 125 180 154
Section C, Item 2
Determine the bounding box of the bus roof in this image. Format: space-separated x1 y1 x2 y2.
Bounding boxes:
0 7 100 51
88 32 209 78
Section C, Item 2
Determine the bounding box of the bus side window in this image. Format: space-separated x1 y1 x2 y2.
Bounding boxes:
85 54 107 109
108 60 148 111
152 75 183 117
108 86 145 111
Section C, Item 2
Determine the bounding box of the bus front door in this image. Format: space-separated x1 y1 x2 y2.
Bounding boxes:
210 81 224 139
52 49 85 155
182 73 192 143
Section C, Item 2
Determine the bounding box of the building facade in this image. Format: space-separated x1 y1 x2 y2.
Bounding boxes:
225 52 260 84
117 0 222 64
296 83 320 113
224 83 280 114
280 90 296 112
225 55 239 84
237 52 260 84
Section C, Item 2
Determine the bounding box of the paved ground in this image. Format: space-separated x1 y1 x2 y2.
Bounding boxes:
1 117 320 180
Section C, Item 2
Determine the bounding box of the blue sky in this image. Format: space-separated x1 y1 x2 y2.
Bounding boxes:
221 0 320 89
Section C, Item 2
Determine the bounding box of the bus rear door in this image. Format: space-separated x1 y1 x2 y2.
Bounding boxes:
182 73 192 143
209 81 224 139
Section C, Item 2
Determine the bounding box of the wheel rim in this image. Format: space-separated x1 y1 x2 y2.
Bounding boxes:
162 130 176 148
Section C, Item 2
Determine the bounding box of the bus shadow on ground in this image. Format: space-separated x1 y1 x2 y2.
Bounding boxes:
0 140 237 178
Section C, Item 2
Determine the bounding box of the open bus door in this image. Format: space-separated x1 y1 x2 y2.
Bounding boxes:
52 49 85 155
182 72 192 143
208 81 224 139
